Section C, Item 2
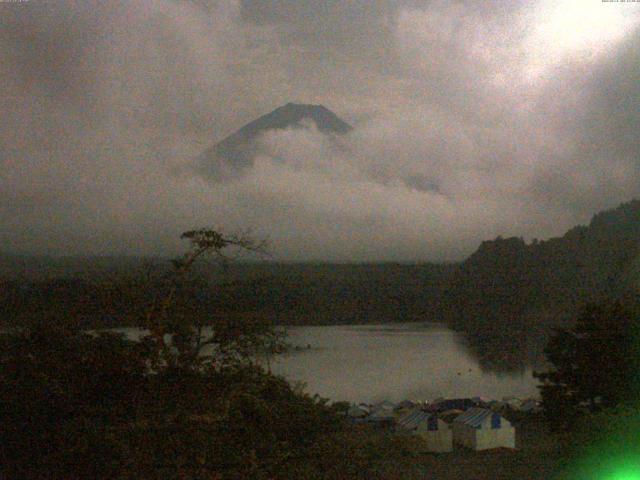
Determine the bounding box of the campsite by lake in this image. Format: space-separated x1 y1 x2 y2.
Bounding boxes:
270 322 540 403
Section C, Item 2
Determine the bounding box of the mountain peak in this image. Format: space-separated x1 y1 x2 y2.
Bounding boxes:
245 102 352 135
196 103 352 181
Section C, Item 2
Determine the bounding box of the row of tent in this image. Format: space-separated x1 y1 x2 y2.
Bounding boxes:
347 398 525 452
397 407 516 452
347 399 418 419
427 397 541 414
348 396 540 420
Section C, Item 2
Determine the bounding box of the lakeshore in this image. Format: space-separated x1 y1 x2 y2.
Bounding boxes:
270 323 540 403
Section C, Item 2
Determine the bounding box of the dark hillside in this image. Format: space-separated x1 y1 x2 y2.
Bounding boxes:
441 199 640 371
207 262 454 325
0 260 455 328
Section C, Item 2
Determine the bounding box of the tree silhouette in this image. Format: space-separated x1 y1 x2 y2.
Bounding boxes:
139 228 275 371
535 298 640 429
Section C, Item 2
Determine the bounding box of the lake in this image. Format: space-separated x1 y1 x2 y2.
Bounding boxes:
270 322 540 404
114 322 540 404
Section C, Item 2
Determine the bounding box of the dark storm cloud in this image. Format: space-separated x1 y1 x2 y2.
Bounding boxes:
1 0 639 260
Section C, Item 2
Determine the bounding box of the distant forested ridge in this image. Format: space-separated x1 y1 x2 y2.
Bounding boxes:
0 259 454 328
3 200 640 373
441 199 640 371
205 263 454 325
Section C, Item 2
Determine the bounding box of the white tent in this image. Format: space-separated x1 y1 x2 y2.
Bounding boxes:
397 409 453 453
366 401 396 426
502 397 523 409
394 400 419 417
452 408 515 451
472 396 490 406
367 408 396 426
347 404 370 418
488 400 507 411
519 399 541 413
395 400 417 411
372 400 396 411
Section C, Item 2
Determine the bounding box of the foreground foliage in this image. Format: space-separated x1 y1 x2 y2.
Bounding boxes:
554 404 640 479
535 297 640 431
0 230 426 479
0 324 426 479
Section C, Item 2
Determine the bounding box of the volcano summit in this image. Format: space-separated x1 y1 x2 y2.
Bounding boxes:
196 103 352 181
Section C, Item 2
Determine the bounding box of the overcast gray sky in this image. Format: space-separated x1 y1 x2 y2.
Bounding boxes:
1 0 639 261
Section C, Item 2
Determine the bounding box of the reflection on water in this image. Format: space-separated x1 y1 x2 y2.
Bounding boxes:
271 322 540 403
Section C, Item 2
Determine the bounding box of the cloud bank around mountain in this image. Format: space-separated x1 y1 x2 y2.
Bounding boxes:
1 0 639 260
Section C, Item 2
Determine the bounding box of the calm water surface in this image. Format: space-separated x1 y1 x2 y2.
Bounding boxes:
114 322 539 404
270 323 539 403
